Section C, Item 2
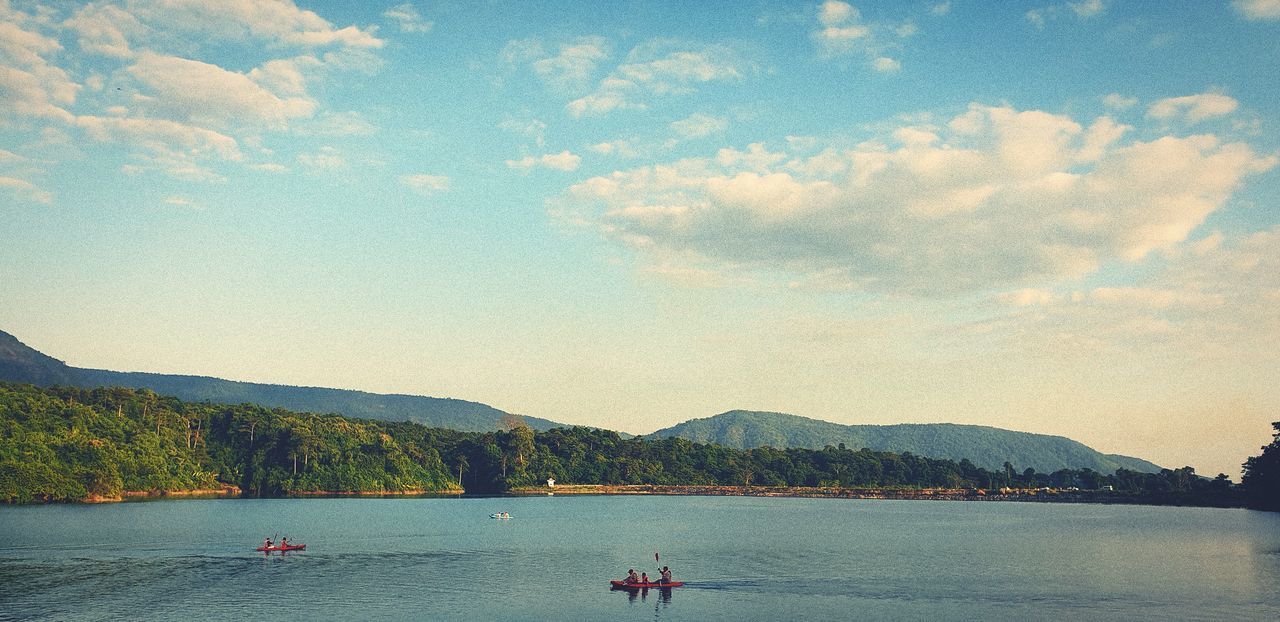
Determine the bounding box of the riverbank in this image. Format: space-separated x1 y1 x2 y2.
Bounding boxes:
508 484 1247 508
82 485 242 503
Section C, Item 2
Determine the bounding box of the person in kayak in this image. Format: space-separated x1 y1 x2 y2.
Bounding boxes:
280 537 289 549
623 569 639 584
640 572 650 584
658 566 673 585
263 537 273 549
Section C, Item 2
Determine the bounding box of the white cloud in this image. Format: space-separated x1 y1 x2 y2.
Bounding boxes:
814 1 870 56
671 113 727 139
812 1 916 69
75 114 242 162
163 196 198 208
297 146 345 170
400 173 451 195
64 3 143 59
123 0 383 49
296 110 376 136
931 2 952 16
590 140 639 158
556 103 1275 294
1233 0 1280 20
567 41 745 118
872 57 901 73
1147 92 1240 124
1027 0 1105 28
0 21 79 123
532 36 609 91
0 175 53 204
383 3 433 33
1070 0 1105 18
506 151 581 172
127 53 317 130
499 117 548 147
1102 93 1138 110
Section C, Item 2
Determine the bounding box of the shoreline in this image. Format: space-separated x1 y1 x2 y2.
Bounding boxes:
83 486 243 503
508 484 1247 508
7 483 1242 509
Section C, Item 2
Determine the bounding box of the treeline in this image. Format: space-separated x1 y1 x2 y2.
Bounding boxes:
0 383 457 502
1 383 1274 511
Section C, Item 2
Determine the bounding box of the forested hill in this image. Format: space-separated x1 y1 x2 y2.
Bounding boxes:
2 383 1239 506
648 410 1162 475
0 330 560 432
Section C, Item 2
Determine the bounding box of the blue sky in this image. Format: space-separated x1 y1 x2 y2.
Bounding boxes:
2 0 1279 476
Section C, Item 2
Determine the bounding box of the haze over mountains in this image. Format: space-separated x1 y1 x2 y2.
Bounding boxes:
1 329 1160 473
650 410 1161 474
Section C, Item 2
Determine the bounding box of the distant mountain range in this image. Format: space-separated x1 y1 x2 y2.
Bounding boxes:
2 329 1162 473
648 410 1162 474
0 330 560 432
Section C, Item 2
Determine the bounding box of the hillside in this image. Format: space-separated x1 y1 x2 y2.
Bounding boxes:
648 410 1162 474
0 330 560 432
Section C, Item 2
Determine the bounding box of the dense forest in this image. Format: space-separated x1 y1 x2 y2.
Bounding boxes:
1 383 1274 511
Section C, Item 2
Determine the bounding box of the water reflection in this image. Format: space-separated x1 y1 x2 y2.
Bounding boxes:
613 584 675 606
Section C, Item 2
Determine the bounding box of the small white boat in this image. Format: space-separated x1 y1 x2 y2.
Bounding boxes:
490 512 511 519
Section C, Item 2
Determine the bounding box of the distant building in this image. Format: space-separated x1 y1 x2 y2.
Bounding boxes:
547 478 556 488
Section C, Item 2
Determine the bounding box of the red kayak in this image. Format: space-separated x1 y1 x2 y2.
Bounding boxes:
256 544 306 552
610 580 683 589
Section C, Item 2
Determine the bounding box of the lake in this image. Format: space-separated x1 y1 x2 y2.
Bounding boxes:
1 495 1278 621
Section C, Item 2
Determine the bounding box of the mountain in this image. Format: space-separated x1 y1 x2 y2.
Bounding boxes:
648 410 1162 474
0 329 560 432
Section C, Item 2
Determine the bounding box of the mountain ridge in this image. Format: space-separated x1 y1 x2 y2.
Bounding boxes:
0 329 561 432
648 409 1162 474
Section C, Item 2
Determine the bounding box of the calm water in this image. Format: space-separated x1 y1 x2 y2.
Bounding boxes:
1 496 1278 621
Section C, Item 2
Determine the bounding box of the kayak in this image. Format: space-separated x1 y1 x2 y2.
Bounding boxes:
610 580 683 589
256 544 306 552
490 513 511 519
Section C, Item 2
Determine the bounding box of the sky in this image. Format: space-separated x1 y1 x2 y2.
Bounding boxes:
2 0 1279 477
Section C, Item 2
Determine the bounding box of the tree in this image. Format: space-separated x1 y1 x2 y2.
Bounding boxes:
1242 422 1280 511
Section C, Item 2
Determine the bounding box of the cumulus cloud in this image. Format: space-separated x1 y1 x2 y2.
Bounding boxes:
506 151 581 172
383 3 433 33
1147 92 1240 124
121 0 383 49
75 114 243 179
531 36 609 91
986 225 1280 368
64 3 144 59
0 175 53 204
0 0 386 187
297 146 345 170
1027 0 1105 28
815 1 870 56
498 116 548 147
812 1 915 71
555 103 1275 294
671 113 727 139
872 57 901 73
566 41 745 118
127 53 317 130
1233 0 1280 20
400 173 451 195
0 21 79 123
1102 93 1138 110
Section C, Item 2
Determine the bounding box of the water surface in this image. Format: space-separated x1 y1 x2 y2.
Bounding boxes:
1 496 1277 620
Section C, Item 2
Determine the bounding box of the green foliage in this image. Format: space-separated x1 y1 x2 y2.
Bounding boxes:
0 383 459 502
1242 422 1280 511
0 383 1250 508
